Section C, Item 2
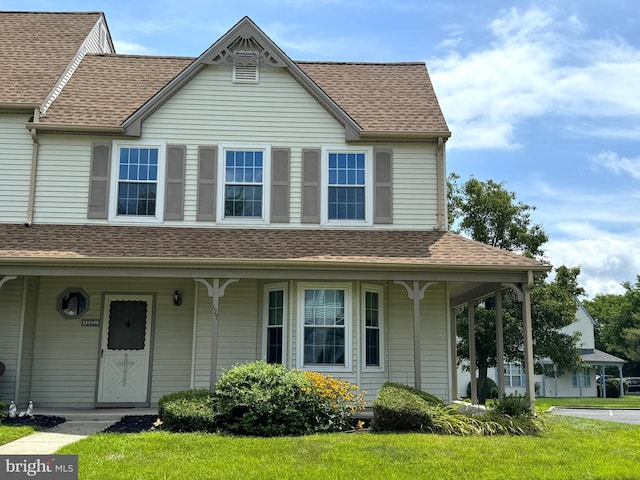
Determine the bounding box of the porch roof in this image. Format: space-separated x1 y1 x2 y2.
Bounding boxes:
580 348 626 366
0 223 544 270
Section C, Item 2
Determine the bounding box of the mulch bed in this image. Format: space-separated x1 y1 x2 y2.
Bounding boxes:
102 415 160 433
2 414 160 433
2 415 66 430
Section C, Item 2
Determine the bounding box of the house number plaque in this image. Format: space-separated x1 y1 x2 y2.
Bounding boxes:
82 319 100 327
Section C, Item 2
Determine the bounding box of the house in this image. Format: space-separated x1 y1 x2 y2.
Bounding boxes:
0 11 548 409
457 299 626 398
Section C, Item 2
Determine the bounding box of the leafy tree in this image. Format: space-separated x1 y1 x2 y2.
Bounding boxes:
585 277 640 374
450 175 582 403
448 174 548 257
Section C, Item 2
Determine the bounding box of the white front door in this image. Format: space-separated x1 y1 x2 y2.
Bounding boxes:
97 294 153 403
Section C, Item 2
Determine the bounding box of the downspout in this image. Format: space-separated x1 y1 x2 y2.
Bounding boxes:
434 136 446 230
25 108 40 227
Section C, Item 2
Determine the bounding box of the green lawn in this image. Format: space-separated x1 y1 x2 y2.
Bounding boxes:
535 395 640 411
59 414 640 480
0 425 37 445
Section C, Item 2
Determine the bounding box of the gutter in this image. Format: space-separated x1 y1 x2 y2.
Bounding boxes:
0 255 551 273
25 108 40 227
357 130 451 142
25 122 125 135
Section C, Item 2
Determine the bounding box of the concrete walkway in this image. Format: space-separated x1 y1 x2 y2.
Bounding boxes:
0 408 157 454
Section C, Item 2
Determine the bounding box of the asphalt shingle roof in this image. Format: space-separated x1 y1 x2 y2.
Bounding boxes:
298 62 449 134
580 349 626 365
0 224 543 269
40 54 194 127
0 12 102 104
1 12 449 136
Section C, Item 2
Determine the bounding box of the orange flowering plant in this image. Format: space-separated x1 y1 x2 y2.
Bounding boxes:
302 371 366 432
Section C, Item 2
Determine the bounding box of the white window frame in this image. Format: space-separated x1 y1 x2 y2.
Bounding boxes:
216 144 271 224
361 284 384 372
320 145 373 226
109 141 166 223
297 282 352 372
573 368 591 388
504 363 525 387
262 282 288 365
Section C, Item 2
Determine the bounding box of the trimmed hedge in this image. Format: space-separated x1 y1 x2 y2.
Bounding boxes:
371 383 435 432
158 389 217 432
213 361 321 436
372 383 543 436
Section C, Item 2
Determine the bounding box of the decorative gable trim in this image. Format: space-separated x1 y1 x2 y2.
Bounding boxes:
121 17 362 141
41 14 115 116
203 26 288 68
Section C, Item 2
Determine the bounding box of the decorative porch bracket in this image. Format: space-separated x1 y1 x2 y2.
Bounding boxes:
394 281 437 390
0 275 17 290
194 278 239 391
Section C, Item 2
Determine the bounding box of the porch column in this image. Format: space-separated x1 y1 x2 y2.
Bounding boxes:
522 279 535 410
468 302 477 405
495 290 505 400
450 307 458 400
394 281 437 390
504 275 535 410
195 278 239 391
619 365 624 398
601 365 606 398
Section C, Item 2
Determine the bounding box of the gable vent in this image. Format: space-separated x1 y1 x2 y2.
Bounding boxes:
233 63 259 83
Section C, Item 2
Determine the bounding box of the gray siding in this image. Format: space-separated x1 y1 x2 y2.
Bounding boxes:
388 282 450 401
0 278 24 403
29 277 193 407
17 277 39 405
26 68 441 229
0 115 32 224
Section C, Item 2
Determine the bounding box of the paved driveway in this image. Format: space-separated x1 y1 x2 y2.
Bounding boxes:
550 408 640 425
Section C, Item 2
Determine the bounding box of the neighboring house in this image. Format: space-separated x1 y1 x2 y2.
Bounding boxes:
457 299 626 398
0 11 547 409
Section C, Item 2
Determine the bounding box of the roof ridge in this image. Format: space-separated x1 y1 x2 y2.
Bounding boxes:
0 11 104 15
295 61 425 66
85 53 197 60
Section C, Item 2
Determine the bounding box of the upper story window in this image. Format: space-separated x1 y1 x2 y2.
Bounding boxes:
217 145 271 223
225 150 263 217
109 143 165 222
328 153 365 220
321 147 373 226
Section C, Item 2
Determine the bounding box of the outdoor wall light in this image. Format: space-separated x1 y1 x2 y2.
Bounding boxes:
173 290 183 306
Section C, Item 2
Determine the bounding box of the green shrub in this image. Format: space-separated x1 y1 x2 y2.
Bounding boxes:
598 378 628 398
492 394 532 418
371 383 434 432
158 389 217 432
213 361 321 436
372 383 544 436
382 382 445 406
466 377 499 401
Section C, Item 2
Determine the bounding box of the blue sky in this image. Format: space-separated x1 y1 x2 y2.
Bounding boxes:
4 0 639 298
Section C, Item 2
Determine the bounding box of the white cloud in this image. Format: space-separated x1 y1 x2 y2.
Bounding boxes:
430 7 640 150
113 40 154 55
545 232 640 298
592 151 640 179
